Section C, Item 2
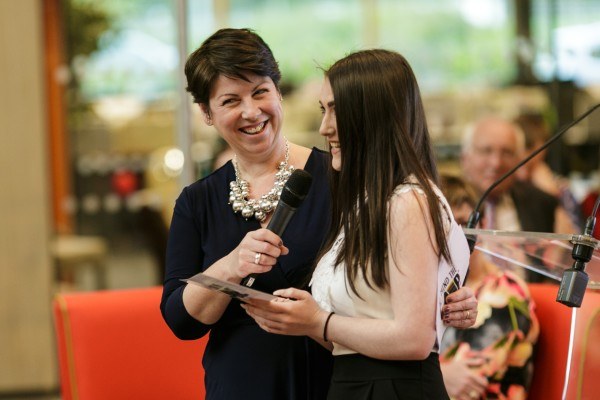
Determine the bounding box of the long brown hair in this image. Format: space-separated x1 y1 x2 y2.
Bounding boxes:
320 49 451 295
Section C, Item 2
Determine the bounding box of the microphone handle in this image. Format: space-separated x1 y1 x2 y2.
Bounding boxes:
266 202 297 235
241 203 298 287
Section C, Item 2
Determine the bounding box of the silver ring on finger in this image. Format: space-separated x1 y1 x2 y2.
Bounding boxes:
254 252 261 265
466 310 470 320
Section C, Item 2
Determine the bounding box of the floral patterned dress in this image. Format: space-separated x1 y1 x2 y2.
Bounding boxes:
440 270 540 399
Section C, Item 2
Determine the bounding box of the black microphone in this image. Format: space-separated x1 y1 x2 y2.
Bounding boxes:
465 103 600 307
242 169 313 287
557 214 596 307
556 186 600 307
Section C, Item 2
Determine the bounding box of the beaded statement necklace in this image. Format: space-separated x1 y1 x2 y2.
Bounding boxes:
229 139 295 222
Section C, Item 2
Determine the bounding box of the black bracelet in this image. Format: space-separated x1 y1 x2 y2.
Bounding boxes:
323 312 335 342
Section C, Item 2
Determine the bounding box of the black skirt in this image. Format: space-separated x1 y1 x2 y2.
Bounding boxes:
327 352 449 400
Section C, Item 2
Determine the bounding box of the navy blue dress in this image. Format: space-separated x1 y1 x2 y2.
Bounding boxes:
160 148 333 400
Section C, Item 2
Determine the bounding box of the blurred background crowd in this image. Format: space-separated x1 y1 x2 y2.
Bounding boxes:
1 0 599 398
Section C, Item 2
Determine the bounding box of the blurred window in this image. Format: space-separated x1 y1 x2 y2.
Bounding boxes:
61 0 600 288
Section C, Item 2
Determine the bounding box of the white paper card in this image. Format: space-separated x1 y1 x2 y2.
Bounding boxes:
183 273 279 302
436 223 471 346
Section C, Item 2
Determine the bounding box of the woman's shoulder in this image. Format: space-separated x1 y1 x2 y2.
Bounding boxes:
391 176 427 200
310 147 330 170
390 177 453 229
393 183 425 197
388 180 429 221
288 143 312 165
292 146 329 178
392 177 454 207
281 143 328 173
179 161 234 202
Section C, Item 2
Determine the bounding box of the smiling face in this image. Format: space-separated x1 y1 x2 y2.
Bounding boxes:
202 73 283 161
318 78 341 171
461 118 522 198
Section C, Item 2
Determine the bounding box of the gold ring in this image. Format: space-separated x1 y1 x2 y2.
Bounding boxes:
469 390 478 399
254 252 261 265
466 310 470 319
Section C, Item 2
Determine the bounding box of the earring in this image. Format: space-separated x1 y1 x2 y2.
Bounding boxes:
206 115 213 126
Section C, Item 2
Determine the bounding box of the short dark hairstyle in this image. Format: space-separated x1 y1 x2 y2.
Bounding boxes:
321 49 451 294
184 28 281 105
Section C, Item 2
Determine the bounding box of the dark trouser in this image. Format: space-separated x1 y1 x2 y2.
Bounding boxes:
327 352 449 400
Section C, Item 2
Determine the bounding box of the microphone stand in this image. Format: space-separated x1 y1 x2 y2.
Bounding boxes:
557 198 599 307
557 199 600 399
465 103 600 308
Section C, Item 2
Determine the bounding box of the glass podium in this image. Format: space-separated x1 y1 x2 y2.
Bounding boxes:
463 228 600 399
463 228 600 289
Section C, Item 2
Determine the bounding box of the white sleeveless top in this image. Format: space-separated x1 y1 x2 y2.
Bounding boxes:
310 181 470 356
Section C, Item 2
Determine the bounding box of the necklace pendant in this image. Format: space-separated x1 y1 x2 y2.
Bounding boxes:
241 206 254 219
229 138 294 221
255 211 266 222
259 199 273 213
232 200 244 212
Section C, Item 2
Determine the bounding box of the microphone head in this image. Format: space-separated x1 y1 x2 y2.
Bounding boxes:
280 169 313 208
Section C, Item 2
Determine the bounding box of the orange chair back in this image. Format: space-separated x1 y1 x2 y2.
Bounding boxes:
577 306 600 399
527 283 571 399
53 287 207 400
528 283 600 400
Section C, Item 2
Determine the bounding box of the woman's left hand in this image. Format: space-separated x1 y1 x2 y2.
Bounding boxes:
443 286 478 328
242 287 328 338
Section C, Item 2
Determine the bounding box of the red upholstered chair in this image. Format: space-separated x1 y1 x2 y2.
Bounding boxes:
528 283 600 400
53 287 207 400
527 284 571 399
577 306 600 398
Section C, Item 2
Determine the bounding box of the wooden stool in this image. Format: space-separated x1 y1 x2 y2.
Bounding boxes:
52 235 108 290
